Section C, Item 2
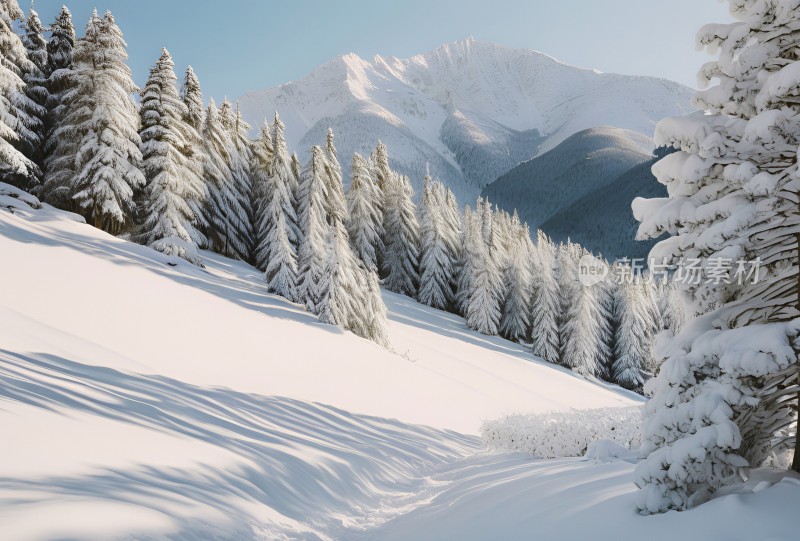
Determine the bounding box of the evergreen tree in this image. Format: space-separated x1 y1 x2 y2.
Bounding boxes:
203 98 252 260
634 1 800 512
455 205 476 316
138 49 207 252
200 97 234 252
323 127 347 226
64 10 144 233
180 66 203 131
611 270 659 392
20 5 48 171
346 152 382 272
530 231 561 363
318 225 391 348
40 5 75 205
558 244 609 377
499 222 533 342
0 0 41 186
465 202 501 335
296 145 330 312
382 172 420 296
251 120 273 270
271 113 301 249
418 175 457 310
252 120 299 299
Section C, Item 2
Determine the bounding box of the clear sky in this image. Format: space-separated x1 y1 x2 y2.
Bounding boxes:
33 0 733 101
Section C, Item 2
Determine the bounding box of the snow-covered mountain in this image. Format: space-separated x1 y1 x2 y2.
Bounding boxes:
239 37 693 201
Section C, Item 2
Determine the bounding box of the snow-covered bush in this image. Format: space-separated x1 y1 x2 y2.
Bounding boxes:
150 237 205 268
481 407 642 459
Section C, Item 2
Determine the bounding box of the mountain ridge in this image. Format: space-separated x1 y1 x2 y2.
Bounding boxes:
239 38 693 202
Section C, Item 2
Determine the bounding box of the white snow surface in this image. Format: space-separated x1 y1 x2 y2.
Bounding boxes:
239 38 693 201
2 195 797 540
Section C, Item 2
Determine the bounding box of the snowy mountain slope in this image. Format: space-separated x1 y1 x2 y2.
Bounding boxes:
482 127 653 234
540 154 667 260
239 38 693 201
2 193 798 540
0 190 635 435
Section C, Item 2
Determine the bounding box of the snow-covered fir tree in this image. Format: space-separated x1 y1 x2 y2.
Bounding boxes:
418 175 459 311
216 99 254 260
63 10 144 233
296 145 330 313
180 66 203 131
382 172 420 296
271 113 301 249
0 0 42 186
499 219 533 343
252 120 299 300
455 205 476 316
40 5 75 205
138 48 207 255
251 120 273 269
200 98 233 251
318 225 391 348
346 152 382 273
322 128 347 227
633 1 800 513
656 279 685 335
530 231 561 363
20 5 48 171
464 200 501 336
201 98 252 260
558 243 611 377
611 269 659 392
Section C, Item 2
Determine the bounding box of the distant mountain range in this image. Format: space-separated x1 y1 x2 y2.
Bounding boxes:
482 127 667 259
239 38 693 204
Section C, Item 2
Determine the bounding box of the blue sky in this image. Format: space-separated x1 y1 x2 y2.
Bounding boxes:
34 0 732 101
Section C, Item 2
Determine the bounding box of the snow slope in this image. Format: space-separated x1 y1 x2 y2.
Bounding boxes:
239 38 693 201
3 192 796 540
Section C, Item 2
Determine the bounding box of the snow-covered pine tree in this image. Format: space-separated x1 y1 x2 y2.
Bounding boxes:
138 48 207 255
442 185 463 305
418 175 459 311
611 269 659 392
205 98 252 260
252 120 299 299
20 5 48 172
656 279 686 335
180 66 203 131
346 152 382 272
382 172 420 297
200 97 233 251
251 120 273 270
318 225 391 348
558 244 610 377
465 199 501 336
271 113 301 249
40 5 75 205
0 0 42 186
530 230 561 363
323 127 347 227
296 145 330 312
455 205 476 316
499 220 533 343
633 1 800 512
66 10 144 233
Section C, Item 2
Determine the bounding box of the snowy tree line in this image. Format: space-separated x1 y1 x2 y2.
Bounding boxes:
632 0 800 514
0 0 678 380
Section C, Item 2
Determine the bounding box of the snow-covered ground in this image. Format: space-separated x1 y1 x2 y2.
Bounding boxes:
2 195 797 540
